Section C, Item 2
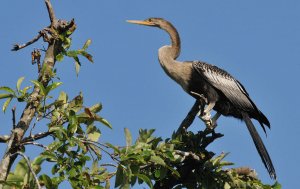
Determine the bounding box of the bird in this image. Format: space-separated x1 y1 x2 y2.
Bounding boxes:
127 18 276 179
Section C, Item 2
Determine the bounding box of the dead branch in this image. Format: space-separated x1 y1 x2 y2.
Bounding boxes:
45 0 56 25
11 33 43 51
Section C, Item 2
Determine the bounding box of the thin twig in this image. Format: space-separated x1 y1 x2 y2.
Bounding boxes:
10 152 41 189
100 163 118 168
22 131 53 143
11 33 42 51
22 142 49 150
81 140 120 163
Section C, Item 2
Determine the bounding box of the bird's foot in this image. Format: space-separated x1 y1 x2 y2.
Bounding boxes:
199 112 217 130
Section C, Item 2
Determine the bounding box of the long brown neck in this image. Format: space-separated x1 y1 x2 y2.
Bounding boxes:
161 22 181 59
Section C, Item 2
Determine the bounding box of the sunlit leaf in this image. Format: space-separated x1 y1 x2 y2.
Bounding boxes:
87 128 101 142
0 93 13 100
3 97 13 113
58 91 68 103
46 82 63 95
66 50 79 58
150 155 165 166
124 128 132 149
89 103 102 113
136 174 153 188
74 56 81 77
56 53 64 62
0 86 15 94
105 143 120 154
31 80 46 96
16 77 25 92
95 115 112 129
82 39 92 50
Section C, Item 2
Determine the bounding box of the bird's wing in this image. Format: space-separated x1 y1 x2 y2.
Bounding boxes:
192 61 254 111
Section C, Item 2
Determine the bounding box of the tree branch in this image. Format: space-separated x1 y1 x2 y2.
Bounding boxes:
11 33 42 51
175 100 201 135
11 152 41 189
0 136 10 143
45 0 56 25
0 0 73 184
21 131 53 143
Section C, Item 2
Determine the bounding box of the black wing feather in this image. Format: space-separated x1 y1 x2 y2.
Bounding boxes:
192 61 270 131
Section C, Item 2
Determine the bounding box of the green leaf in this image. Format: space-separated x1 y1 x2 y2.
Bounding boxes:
136 174 153 188
87 129 101 142
89 103 102 113
0 93 13 100
16 77 25 92
150 155 166 166
14 158 28 177
56 53 64 62
68 110 78 134
82 39 92 50
95 115 112 129
105 143 120 154
80 51 94 63
115 165 124 188
3 97 13 112
74 56 81 77
66 50 79 58
39 174 53 189
124 128 132 151
0 86 15 94
46 82 63 95
272 182 282 189
58 91 68 103
31 80 46 96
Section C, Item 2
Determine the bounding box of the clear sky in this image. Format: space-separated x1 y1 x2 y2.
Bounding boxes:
0 0 299 188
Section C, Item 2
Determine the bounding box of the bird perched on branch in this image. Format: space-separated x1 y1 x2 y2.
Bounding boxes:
127 18 276 179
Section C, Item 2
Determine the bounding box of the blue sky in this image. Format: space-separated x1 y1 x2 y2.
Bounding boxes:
1 0 299 188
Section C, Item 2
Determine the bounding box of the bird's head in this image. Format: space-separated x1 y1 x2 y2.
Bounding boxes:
127 18 167 28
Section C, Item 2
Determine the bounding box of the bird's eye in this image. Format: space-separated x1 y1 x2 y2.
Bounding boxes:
148 18 152 22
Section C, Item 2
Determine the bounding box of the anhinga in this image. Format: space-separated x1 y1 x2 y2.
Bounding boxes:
127 18 276 179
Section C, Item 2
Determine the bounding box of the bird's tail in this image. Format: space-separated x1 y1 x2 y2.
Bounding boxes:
242 112 276 179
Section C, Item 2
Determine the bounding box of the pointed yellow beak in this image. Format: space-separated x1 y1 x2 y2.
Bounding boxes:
126 20 156 26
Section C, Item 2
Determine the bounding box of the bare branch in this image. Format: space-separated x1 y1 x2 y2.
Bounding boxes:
100 163 118 168
22 142 49 150
22 131 53 143
11 152 41 189
45 0 56 24
176 100 201 135
11 33 42 51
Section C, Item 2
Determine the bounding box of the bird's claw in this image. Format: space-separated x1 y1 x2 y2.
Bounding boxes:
200 112 217 130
